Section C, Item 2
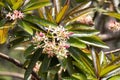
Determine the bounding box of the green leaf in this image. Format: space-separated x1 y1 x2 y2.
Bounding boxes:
68 37 86 48
24 45 35 58
24 15 57 27
91 47 101 77
65 7 94 23
0 19 7 27
39 55 51 79
72 73 87 80
10 37 25 47
67 1 91 16
24 48 42 80
12 0 23 10
68 47 94 76
0 2 5 7
103 12 120 20
63 77 78 80
66 57 76 75
18 20 33 35
108 76 120 80
23 1 51 12
100 64 120 77
79 36 109 48
70 30 99 37
65 23 94 30
106 56 120 67
56 0 70 23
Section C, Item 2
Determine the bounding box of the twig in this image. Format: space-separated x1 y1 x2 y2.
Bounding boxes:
105 48 120 55
0 52 40 80
98 33 120 41
0 72 24 79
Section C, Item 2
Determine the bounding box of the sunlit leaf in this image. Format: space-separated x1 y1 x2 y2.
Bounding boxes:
18 20 33 35
68 47 94 76
103 12 120 20
24 15 57 28
100 64 120 77
23 1 51 12
68 37 86 48
56 0 70 23
12 0 23 10
0 2 5 6
79 36 109 48
108 75 120 80
65 23 94 30
0 27 9 44
72 73 87 80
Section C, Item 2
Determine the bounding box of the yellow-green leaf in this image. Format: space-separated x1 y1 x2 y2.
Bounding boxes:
12 0 23 10
55 0 70 23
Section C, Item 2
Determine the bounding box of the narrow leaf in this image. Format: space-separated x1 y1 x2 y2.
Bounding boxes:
68 37 86 48
24 15 57 27
24 48 42 80
79 36 109 48
103 12 120 20
23 1 51 12
18 20 33 35
56 0 70 23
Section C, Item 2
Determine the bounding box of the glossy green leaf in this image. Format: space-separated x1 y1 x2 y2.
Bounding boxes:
24 15 57 27
68 37 86 48
108 76 120 80
103 12 120 20
70 30 99 37
65 23 94 30
56 0 70 23
91 48 101 77
72 73 87 80
45 8 55 22
68 47 94 76
100 64 120 77
23 1 51 12
18 20 33 35
63 77 78 80
79 36 109 48
24 48 42 80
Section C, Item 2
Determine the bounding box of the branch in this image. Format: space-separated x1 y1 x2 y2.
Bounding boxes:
0 52 40 80
0 72 24 79
98 33 120 41
105 48 120 55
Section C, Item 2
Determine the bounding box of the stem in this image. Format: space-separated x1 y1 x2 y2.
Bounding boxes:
0 72 24 79
0 52 40 80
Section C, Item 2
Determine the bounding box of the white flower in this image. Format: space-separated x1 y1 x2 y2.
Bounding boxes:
6 10 24 20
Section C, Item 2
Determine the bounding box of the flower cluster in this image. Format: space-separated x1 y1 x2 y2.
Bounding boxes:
32 26 73 59
77 15 94 25
6 10 24 20
107 19 120 32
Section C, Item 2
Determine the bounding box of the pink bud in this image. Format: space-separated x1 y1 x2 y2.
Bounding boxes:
64 44 70 49
68 32 74 36
39 32 44 37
